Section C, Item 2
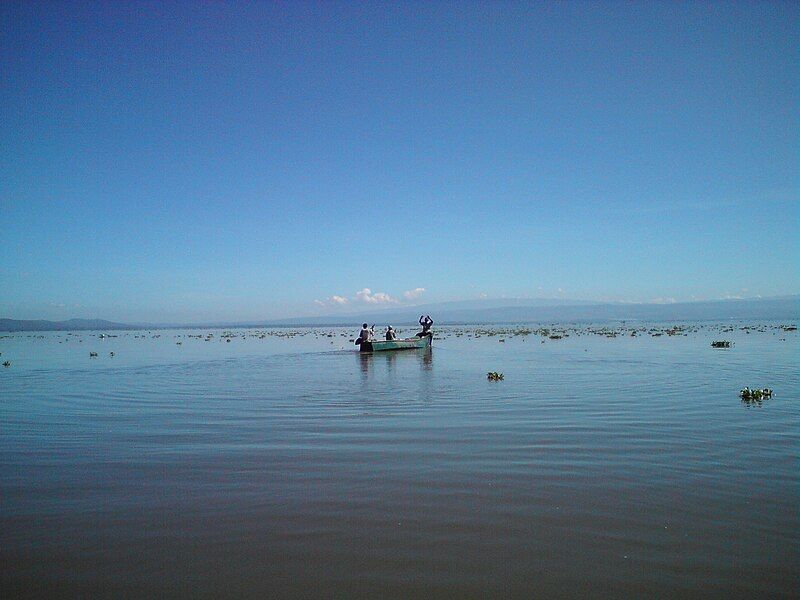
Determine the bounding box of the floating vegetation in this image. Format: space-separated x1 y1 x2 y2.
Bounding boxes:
0 322 794 365
487 371 504 381
740 387 773 401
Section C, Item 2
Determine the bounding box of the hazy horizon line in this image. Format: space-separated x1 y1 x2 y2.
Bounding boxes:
2 293 797 328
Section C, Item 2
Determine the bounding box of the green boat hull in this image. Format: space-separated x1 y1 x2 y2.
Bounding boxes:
359 335 432 352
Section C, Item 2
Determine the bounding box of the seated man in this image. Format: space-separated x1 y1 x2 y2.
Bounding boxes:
416 315 433 338
385 326 397 341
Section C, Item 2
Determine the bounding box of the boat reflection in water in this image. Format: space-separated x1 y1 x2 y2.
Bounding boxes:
357 346 433 380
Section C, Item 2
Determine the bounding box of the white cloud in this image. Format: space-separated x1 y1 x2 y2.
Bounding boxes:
403 287 426 300
315 295 350 307
355 288 397 304
650 297 677 304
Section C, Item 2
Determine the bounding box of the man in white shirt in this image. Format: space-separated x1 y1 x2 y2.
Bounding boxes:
357 323 374 345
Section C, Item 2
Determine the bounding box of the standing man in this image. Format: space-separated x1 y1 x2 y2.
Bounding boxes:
356 323 374 345
417 315 433 338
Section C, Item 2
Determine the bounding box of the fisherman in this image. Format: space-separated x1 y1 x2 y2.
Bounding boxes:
385 326 397 341
416 315 433 338
356 323 374 345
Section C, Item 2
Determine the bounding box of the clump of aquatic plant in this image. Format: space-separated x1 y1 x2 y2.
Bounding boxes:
711 341 732 348
487 371 504 381
739 387 773 400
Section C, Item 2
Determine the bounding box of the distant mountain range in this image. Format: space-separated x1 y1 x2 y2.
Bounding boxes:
1 296 797 332
0 318 139 332
272 295 800 325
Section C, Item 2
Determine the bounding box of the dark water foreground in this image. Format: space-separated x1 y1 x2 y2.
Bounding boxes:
1 325 798 598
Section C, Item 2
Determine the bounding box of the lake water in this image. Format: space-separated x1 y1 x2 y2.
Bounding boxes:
1 322 798 598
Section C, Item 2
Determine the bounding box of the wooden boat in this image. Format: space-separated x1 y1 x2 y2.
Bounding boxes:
358 335 432 352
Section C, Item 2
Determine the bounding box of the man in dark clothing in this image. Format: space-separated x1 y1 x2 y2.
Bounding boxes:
417 315 433 338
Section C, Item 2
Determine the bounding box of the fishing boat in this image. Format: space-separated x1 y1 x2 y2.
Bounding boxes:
358 335 432 352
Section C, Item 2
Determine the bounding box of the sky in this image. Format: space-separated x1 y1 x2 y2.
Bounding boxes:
1 1 797 322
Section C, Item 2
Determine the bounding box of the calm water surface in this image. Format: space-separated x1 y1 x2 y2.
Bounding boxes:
1 322 798 598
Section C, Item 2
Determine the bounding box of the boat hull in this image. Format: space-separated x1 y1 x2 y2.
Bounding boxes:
359 335 432 352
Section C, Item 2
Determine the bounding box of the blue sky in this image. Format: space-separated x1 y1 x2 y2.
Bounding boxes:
2 1 797 322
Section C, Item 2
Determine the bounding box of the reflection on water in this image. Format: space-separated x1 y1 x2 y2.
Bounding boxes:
358 347 433 378
0 325 797 598
741 396 770 408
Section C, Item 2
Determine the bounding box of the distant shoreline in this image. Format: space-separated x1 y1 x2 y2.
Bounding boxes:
2 295 798 332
